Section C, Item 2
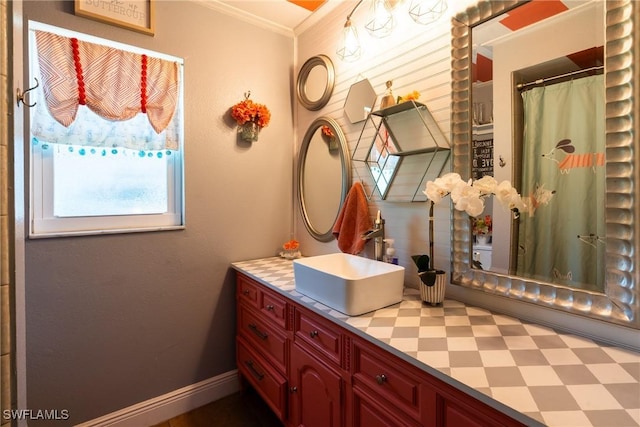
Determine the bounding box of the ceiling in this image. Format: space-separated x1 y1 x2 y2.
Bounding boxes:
204 0 349 34
206 1 596 36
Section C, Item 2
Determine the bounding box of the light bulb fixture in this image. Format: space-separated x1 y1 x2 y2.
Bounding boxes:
336 18 363 62
336 0 364 62
365 0 395 38
408 0 448 25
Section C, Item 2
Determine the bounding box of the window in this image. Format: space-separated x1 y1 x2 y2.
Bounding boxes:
28 22 184 237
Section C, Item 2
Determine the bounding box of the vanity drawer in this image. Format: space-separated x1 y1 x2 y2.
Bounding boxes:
294 307 342 367
238 304 287 372
353 386 423 427
237 274 260 308
261 289 288 329
237 337 287 421
352 339 423 421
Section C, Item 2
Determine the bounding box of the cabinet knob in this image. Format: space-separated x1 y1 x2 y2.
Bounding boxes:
266 304 275 311
309 330 319 338
290 386 298 393
375 374 387 385
242 289 250 295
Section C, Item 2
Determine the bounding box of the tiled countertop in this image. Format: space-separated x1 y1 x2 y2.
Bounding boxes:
231 257 640 427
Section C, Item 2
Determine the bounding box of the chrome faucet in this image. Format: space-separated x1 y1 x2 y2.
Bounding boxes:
361 211 385 261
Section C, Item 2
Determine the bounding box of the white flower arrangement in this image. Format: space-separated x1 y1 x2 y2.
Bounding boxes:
414 173 555 276
423 173 554 217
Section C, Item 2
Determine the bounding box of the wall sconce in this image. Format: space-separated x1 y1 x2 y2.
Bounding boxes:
336 0 364 62
336 17 363 62
365 0 395 38
408 0 448 25
336 0 448 62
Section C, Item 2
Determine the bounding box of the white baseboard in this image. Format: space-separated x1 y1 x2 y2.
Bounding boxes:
75 370 241 427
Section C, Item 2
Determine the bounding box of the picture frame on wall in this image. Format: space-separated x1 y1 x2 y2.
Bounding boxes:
74 0 155 36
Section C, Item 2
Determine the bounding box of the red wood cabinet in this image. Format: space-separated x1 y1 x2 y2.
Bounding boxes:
352 387 423 427
289 342 345 427
436 383 525 427
235 272 525 427
236 336 288 420
236 274 291 421
442 400 492 427
294 305 345 368
352 337 436 426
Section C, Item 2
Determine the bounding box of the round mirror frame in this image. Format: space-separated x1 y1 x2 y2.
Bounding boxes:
296 55 335 111
298 117 351 242
450 0 639 334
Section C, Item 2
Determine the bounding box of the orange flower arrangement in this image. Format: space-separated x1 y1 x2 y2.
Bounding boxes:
397 90 421 103
472 215 492 236
283 239 299 250
231 95 271 128
321 125 334 138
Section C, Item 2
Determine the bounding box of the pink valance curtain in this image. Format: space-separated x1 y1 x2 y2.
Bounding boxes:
35 30 178 134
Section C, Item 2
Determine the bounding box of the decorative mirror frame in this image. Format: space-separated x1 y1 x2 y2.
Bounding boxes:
450 0 639 329
298 117 351 242
296 55 335 111
343 79 377 124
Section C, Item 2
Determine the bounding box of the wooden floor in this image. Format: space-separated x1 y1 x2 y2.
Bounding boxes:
151 387 284 427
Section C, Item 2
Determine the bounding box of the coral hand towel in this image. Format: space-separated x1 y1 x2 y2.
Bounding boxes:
332 182 373 254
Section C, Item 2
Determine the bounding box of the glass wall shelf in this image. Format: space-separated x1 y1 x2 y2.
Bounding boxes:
352 100 450 201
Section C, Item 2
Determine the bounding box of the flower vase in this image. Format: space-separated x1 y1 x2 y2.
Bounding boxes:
418 269 447 306
476 234 489 245
239 121 260 142
280 249 301 260
323 134 338 151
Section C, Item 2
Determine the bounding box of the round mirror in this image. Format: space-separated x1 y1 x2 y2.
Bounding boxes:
298 117 351 241
296 55 335 111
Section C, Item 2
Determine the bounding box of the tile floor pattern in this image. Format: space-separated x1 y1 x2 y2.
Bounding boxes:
232 257 640 427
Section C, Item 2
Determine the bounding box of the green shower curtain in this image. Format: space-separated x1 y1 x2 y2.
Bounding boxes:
517 75 605 292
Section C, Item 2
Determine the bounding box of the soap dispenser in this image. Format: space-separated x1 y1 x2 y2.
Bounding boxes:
384 239 398 265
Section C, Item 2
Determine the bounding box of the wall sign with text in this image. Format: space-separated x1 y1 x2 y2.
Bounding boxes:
472 137 494 180
74 0 155 35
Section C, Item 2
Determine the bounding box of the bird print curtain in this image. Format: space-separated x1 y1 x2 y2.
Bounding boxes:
517 75 605 292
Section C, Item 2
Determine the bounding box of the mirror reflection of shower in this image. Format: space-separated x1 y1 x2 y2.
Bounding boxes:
516 70 605 292
471 82 494 272
470 0 606 293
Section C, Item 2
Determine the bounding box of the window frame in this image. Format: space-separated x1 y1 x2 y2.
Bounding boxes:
28 21 185 238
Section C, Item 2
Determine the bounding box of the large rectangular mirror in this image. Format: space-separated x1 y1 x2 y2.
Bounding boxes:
472 1 605 293
450 0 639 333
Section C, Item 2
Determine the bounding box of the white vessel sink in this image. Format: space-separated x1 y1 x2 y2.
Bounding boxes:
293 253 405 316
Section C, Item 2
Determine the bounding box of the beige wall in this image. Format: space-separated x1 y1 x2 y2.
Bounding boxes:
17 1 294 424
9 0 635 424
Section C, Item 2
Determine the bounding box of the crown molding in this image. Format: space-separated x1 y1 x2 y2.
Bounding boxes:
192 0 296 37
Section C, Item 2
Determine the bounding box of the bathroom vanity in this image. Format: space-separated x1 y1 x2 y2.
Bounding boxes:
234 264 522 426
232 257 640 427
